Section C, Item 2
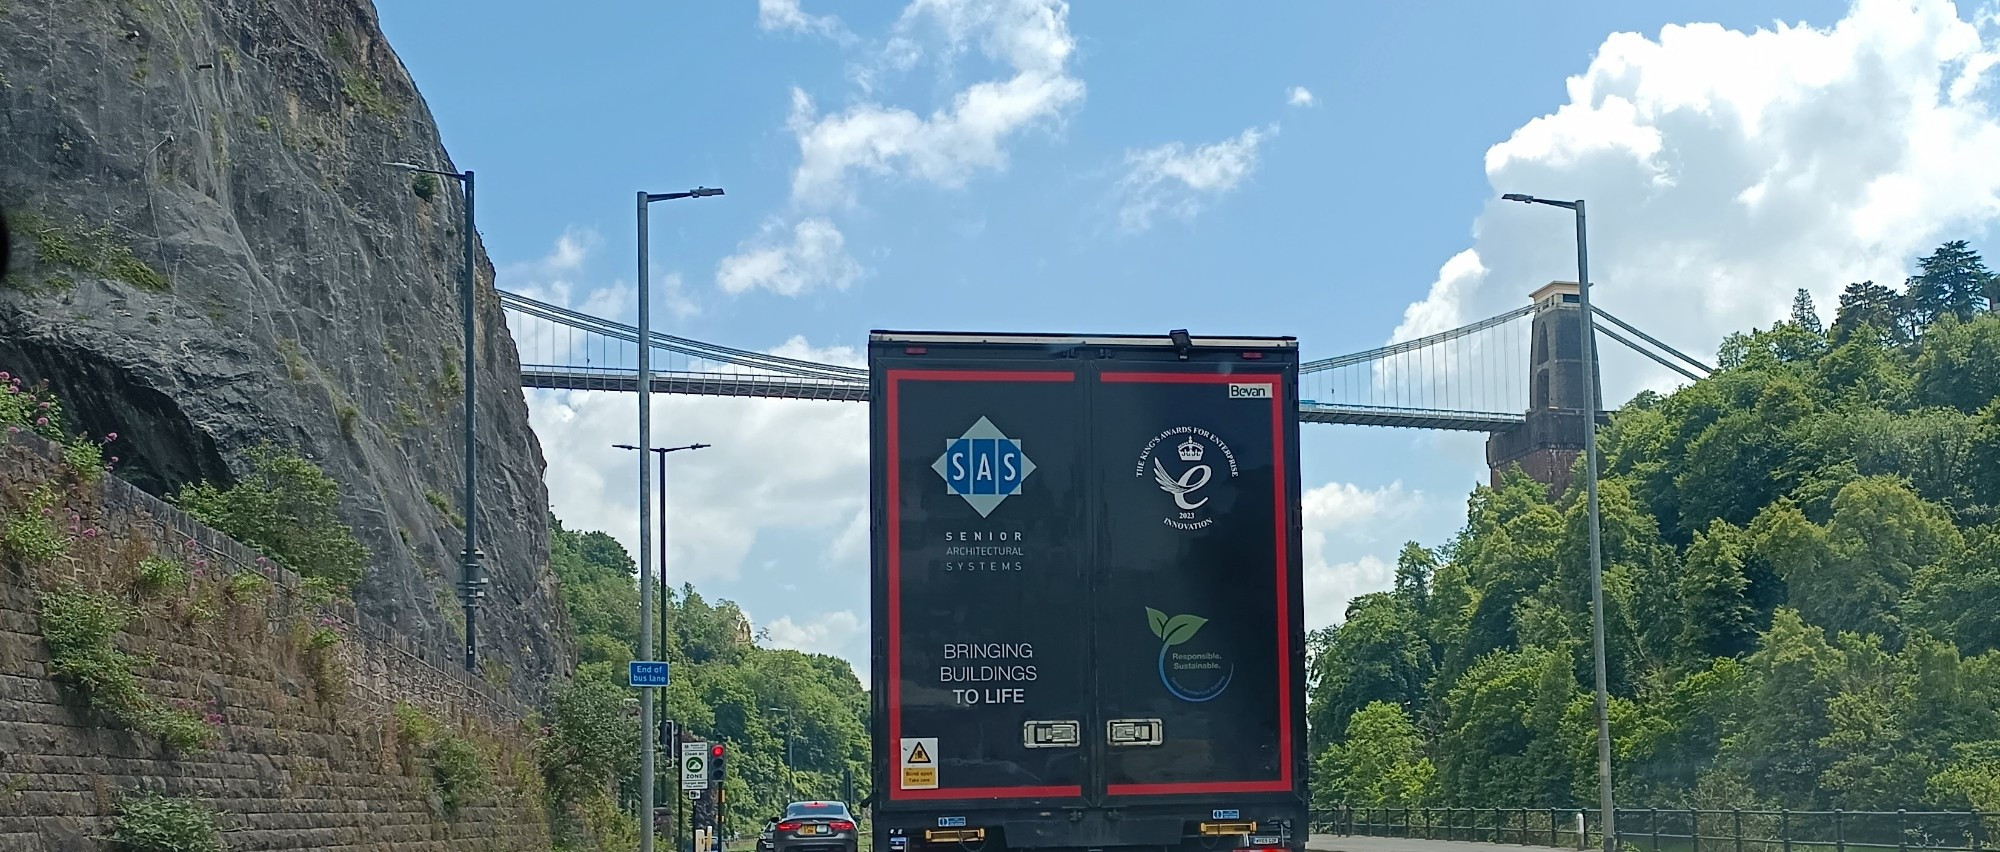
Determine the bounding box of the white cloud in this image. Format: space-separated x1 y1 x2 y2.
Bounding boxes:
1116 124 1277 232
786 0 1085 206
526 336 869 588
1299 480 1421 627
1393 0 2000 404
1305 555 1393 630
499 227 598 307
763 610 866 655
1288 86 1316 107
759 0 844 37
715 217 863 296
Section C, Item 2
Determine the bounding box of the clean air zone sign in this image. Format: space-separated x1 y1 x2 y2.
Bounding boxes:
681 742 709 790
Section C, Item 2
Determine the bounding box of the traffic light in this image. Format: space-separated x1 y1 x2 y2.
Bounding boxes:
711 743 727 783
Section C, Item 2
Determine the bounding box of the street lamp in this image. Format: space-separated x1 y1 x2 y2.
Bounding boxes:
768 706 794 804
386 160 485 672
1502 192 1613 852
636 185 725 852
615 442 714 673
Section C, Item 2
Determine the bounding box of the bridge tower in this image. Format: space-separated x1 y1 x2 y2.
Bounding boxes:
1485 281 1600 496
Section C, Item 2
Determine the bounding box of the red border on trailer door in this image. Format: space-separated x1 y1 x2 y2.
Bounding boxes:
884 368 1083 801
1097 370 1296 798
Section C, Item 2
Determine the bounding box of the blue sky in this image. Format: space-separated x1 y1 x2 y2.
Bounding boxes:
374 0 2000 678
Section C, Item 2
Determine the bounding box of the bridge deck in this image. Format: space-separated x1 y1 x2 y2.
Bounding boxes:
519 367 1530 432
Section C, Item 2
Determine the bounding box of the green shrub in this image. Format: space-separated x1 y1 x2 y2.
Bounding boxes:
134 557 189 596
340 70 400 120
424 488 464 528
395 702 491 817
539 666 637 813
2 485 67 566
62 437 106 485
39 586 216 750
412 172 439 201
224 571 270 604
0 372 68 442
175 443 369 592
109 791 223 852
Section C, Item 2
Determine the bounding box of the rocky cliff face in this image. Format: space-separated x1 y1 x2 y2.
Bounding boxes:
0 0 570 700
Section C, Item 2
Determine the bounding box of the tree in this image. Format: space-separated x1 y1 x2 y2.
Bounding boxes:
1678 520 1758 662
1905 240 1994 325
1319 701 1435 809
1831 280 1912 345
1283 242 2000 812
543 518 871 836
1307 593 1430 747
1791 288 1825 334
1392 542 1435 617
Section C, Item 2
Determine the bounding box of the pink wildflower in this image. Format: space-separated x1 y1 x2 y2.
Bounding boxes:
35 417 48 426
105 432 118 441
82 528 99 538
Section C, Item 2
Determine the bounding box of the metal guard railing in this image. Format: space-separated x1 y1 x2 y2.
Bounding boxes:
1311 807 1992 852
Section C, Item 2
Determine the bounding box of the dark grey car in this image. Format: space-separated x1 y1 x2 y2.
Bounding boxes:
771 801 859 852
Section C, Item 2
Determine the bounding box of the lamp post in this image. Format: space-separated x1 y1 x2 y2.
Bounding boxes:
616 439 714 726
768 706 794 804
1501 193 1612 852
636 186 725 852
386 161 485 672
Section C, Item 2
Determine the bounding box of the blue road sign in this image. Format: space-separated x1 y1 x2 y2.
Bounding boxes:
629 661 670 688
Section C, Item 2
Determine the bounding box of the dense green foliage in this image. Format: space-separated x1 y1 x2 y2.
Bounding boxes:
394 702 493 819
39 586 216 751
541 518 871 847
1308 242 2000 814
175 443 369 592
109 792 224 852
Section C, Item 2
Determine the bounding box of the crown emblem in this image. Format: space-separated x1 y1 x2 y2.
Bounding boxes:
1177 436 1206 462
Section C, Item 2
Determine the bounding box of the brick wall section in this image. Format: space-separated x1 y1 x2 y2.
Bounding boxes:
0 432 556 850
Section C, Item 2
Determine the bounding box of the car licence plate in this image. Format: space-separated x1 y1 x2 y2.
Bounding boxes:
803 826 825 835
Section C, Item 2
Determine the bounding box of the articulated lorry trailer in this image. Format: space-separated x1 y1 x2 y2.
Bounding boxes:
867 330 1308 852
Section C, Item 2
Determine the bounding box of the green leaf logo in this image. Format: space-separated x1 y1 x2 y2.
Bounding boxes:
1160 614 1208 647
1146 607 1169 639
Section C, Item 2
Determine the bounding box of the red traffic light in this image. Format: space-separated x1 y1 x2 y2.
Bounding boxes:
712 744 725 757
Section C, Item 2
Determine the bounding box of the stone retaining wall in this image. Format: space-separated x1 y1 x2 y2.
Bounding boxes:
0 432 554 850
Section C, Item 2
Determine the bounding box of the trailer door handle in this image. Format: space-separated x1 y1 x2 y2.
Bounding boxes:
1023 720 1080 748
1107 718 1164 746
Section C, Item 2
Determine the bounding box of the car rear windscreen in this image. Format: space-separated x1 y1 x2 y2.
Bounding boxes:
786 803 851 818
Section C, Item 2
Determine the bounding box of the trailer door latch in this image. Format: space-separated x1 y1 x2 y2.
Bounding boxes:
1107 718 1165 746
1023 720 1081 748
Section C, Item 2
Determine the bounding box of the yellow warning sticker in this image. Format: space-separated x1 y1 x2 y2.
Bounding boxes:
899 737 939 790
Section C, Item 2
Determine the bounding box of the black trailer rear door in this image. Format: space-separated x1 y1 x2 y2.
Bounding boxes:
1088 360 1300 800
875 364 1092 805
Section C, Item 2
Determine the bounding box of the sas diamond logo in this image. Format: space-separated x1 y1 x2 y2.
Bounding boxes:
932 416 1037 518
